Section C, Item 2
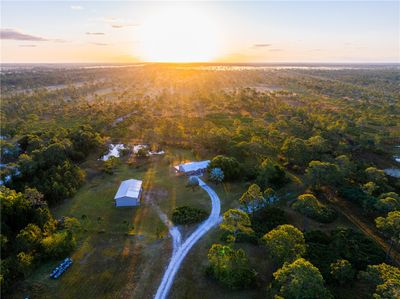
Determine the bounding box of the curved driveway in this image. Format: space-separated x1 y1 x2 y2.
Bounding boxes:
154 178 221 299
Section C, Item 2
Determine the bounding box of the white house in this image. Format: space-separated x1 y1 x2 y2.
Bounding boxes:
174 160 210 174
114 179 143 207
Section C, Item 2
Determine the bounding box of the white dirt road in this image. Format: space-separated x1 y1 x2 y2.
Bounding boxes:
154 178 221 299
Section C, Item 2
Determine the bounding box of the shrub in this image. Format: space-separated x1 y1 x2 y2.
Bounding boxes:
41 231 76 258
172 206 208 225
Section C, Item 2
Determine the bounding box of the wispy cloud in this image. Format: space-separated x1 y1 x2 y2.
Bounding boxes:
111 23 137 29
86 32 105 35
19 44 37 47
269 49 283 52
0 28 66 43
52 39 67 43
253 43 271 48
104 17 138 29
90 42 108 46
1 28 47 41
71 5 83 10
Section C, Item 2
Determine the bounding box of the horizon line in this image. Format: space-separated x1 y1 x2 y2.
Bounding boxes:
1 61 400 65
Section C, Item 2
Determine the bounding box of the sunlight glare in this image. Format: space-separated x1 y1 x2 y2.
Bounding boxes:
138 5 221 62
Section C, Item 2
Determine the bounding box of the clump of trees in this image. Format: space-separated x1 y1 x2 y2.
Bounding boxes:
375 211 400 259
375 192 400 213
358 263 400 299
292 193 337 223
208 155 240 181
272 258 332 299
256 160 289 189
8 125 103 205
262 224 306 266
239 183 277 214
220 209 254 243
305 228 385 279
102 156 119 174
250 206 287 237
171 206 208 225
330 259 355 285
1 187 78 294
206 244 256 290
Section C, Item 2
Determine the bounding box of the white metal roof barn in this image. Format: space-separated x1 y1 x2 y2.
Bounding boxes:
175 160 210 173
114 179 143 207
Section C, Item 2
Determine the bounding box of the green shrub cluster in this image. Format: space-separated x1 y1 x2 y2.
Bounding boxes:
171 206 208 225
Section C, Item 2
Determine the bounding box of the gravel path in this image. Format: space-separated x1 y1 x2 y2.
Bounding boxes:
154 178 221 299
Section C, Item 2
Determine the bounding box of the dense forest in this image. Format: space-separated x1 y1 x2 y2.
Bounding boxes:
1 64 399 298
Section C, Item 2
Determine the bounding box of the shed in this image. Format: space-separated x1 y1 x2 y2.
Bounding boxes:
114 179 143 207
175 160 210 173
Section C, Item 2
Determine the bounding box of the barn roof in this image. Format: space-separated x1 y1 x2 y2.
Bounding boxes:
178 160 210 173
114 179 142 199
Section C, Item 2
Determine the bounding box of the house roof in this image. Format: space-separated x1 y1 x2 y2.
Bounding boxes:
114 179 142 199
178 160 210 173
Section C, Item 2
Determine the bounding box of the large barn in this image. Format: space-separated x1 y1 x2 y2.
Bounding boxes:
114 179 143 207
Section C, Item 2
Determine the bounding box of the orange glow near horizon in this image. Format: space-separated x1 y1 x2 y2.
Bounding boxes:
138 5 222 63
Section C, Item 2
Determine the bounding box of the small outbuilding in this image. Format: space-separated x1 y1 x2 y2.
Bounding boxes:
114 179 143 207
174 160 210 174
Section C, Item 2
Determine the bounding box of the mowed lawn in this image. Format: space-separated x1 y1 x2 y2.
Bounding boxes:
12 149 246 299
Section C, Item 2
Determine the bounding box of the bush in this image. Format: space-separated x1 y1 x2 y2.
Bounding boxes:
41 231 76 258
293 194 337 223
172 206 208 225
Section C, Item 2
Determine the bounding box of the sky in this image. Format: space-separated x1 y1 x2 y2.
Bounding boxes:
1 1 399 63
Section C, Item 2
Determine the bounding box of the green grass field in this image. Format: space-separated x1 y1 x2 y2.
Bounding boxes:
13 148 247 299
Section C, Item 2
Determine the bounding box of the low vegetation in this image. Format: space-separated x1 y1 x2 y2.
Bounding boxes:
171 206 208 225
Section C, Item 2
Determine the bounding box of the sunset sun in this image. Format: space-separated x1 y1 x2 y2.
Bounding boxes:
138 5 221 62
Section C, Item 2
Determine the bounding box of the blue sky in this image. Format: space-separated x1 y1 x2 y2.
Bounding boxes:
1 1 399 63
